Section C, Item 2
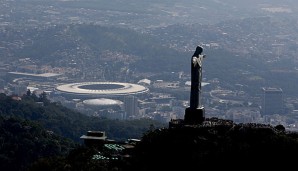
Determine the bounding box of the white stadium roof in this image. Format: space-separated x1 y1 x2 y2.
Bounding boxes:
9 72 62 78
83 98 123 106
55 82 148 97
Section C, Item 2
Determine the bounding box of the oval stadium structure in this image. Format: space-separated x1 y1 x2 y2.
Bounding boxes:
55 82 148 99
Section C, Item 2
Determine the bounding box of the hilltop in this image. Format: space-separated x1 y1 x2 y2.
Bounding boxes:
28 117 298 170
129 118 298 170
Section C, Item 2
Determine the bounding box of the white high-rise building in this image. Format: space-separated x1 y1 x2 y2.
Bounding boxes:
262 87 283 115
124 95 139 119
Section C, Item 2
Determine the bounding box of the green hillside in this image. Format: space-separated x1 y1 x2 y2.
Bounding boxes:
1 93 298 170
0 116 76 171
28 118 298 171
0 93 166 142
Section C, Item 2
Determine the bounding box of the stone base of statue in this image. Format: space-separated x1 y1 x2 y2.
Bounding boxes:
184 107 205 125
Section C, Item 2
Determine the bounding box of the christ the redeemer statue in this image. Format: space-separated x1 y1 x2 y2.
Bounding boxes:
184 45 206 124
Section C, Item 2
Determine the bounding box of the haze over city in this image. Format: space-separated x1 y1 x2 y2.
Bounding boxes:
2 0 298 128
2 1 298 170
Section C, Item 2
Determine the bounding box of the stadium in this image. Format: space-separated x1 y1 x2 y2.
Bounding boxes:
55 82 149 99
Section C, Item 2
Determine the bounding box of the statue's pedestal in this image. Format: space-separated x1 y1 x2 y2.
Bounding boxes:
184 107 205 124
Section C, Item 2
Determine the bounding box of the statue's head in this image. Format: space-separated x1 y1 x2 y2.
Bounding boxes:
192 46 203 57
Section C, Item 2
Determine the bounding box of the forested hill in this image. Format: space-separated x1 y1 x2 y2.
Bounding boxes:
27 118 298 170
1 93 298 170
0 116 76 171
0 93 166 142
0 93 165 170
130 118 298 170
3 24 188 73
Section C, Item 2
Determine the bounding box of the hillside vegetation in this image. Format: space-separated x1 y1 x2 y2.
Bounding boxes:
0 93 165 142
27 118 298 170
0 116 76 171
1 93 298 170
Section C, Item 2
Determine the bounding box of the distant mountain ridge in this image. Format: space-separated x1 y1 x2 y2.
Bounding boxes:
7 0 298 26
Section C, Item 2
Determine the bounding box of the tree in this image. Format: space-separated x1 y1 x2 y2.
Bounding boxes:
26 89 31 96
39 91 50 106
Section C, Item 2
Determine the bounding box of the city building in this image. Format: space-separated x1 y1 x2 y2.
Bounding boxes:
261 87 284 115
80 131 107 147
124 95 139 119
8 72 62 81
